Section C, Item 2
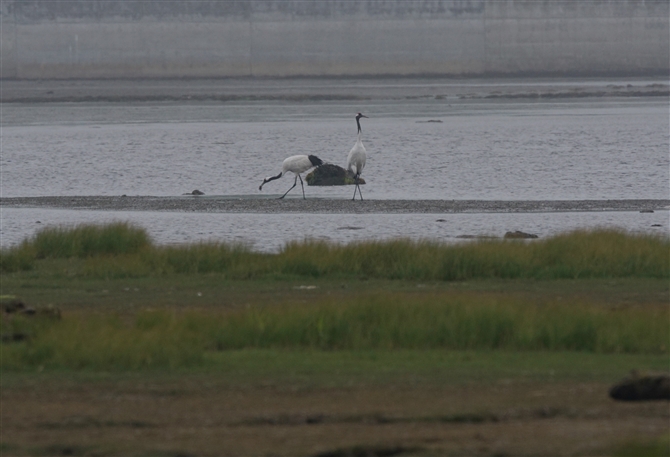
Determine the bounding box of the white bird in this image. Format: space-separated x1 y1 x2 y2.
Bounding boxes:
259 154 324 199
347 113 368 200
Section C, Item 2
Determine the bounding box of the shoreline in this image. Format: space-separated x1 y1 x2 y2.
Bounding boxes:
2 77 667 104
2 197 668 214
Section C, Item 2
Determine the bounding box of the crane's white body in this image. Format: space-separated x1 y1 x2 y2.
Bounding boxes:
346 113 368 200
259 154 323 199
347 133 367 177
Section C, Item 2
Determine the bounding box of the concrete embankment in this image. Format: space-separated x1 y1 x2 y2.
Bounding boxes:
1 0 668 79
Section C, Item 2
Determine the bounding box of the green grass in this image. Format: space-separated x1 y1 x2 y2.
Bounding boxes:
2 223 668 280
2 294 667 371
2 349 668 387
613 436 670 457
199 295 668 353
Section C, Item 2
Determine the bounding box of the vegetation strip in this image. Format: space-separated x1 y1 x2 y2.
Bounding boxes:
2 223 667 281
2 296 667 371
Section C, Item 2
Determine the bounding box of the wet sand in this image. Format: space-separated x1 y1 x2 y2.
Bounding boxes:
2 196 668 214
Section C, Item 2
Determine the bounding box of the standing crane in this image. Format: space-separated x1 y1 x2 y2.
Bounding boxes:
259 154 323 199
347 113 368 201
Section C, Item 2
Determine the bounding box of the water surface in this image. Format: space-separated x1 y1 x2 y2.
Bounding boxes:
2 80 668 248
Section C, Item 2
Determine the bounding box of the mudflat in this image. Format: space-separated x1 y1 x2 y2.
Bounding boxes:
2 196 668 214
2 77 667 104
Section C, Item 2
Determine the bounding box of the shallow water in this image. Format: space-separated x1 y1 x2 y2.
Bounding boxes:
1 82 668 249
2 207 667 252
2 98 668 200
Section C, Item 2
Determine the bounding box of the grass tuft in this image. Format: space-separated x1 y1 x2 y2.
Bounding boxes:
2 312 204 370
30 222 151 259
0 242 36 272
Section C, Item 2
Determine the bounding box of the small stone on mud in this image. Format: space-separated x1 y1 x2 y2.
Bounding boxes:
504 231 538 239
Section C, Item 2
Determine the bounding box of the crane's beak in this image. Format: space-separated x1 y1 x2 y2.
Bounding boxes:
361 114 368 118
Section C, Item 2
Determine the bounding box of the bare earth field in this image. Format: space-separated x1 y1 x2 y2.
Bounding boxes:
3 373 669 457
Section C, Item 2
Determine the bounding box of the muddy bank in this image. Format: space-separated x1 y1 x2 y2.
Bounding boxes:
2 196 667 214
1 78 667 103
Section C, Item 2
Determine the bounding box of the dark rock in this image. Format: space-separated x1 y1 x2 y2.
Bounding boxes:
609 371 670 401
3 300 26 314
306 164 365 186
3 300 61 319
184 189 205 195
504 230 538 239
1 332 29 343
640 209 654 213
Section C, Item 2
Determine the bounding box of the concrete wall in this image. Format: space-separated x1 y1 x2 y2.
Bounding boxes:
1 0 668 79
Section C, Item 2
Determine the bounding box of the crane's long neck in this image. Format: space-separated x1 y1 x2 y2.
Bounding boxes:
259 171 283 190
356 118 362 136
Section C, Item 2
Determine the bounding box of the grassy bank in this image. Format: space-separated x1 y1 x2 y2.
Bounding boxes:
2 223 668 280
1 223 668 371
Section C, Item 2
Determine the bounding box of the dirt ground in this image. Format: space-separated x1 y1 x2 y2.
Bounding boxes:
3 376 668 457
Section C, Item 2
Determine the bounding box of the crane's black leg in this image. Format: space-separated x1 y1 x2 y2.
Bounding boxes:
280 175 298 199
357 176 363 201
298 174 306 199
